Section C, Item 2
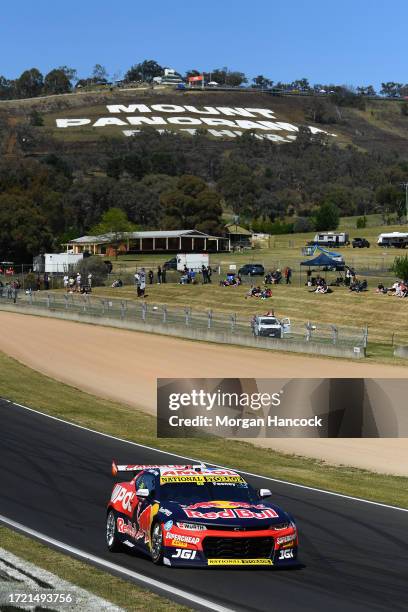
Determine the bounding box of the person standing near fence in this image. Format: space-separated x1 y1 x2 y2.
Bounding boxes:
88 272 92 288
207 265 212 283
162 267 166 283
157 265 162 284
44 273 50 291
148 269 154 285
63 274 69 291
134 271 140 296
140 268 146 295
11 281 18 303
139 274 146 297
76 272 81 291
285 266 292 284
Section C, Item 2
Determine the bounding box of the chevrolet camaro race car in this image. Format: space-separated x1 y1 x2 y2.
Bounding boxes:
106 462 298 567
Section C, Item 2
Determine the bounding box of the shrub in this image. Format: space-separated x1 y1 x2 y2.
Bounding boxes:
75 256 108 286
356 216 367 229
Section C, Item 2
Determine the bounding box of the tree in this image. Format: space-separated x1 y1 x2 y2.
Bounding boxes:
160 175 222 233
16 68 44 98
375 184 404 221
124 60 163 83
314 202 339 231
91 207 136 258
380 82 403 97
58 65 78 84
0 193 54 261
356 85 376 96
226 71 247 87
75 255 108 286
0 76 14 100
92 64 108 83
217 162 259 216
44 69 71 94
291 78 310 91
252 75 273 89
293 216 315 233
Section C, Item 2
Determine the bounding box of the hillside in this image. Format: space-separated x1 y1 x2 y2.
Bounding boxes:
1 88 408 161
1 87 408 264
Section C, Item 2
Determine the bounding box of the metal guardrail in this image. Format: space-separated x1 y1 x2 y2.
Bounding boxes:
0 291 367 349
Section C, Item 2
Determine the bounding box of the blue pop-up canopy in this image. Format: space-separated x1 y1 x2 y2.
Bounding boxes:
300 252 340 267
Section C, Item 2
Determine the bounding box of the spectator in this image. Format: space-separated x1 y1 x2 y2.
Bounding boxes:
87 272 92 288
162 267 167 283
44 273 50 291
139 274 146 297
207 265 212 284
134 271 141 296
157 265 162 284
285 266 292 284
63 274 69 290
36 276 41 291
148 270 154 285
12 281 18 303
76 272 81 290
202 265 208 284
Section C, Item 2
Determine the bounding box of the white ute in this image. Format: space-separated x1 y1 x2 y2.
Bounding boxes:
252 314 291 338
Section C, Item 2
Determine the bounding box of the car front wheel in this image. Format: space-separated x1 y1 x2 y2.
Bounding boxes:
151 522 164 565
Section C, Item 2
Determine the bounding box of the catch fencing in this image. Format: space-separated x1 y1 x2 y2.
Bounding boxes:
0 291 368 357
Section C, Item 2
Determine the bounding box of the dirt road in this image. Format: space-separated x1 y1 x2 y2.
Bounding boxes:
1 311 407 476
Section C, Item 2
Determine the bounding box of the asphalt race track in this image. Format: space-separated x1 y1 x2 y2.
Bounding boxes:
0 400 407 612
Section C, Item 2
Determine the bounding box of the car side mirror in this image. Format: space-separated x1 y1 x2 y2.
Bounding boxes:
259 488 272 498
136 488 150 498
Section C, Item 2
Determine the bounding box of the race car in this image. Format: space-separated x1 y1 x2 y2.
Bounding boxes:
106 462 298 567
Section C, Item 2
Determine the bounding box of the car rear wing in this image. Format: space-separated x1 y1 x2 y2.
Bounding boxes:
111 460 206 476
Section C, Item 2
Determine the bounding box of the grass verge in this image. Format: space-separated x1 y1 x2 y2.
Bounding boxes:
0 526 188 612
0 351 407 508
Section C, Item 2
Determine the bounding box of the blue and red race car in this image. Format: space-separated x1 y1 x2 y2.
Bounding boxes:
106 462 298 567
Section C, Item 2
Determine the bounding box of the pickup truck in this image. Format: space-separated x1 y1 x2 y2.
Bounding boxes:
251 315 291 338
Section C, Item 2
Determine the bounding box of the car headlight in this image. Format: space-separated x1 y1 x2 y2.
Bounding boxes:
269 522 290 530
176 522 207 531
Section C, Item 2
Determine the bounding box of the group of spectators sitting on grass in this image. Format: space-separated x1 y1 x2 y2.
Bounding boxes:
245 286 273 300
264 270 282 284
220 272 242 287
376 280 408 297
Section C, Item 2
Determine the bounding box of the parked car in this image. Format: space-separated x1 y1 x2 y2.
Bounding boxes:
352 238 370 248
238 264 265 276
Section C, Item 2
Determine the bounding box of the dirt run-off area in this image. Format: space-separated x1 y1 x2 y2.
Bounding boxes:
1 311 407 477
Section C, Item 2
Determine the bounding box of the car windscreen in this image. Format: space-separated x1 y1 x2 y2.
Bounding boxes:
160 482 259 505
259 318 278 325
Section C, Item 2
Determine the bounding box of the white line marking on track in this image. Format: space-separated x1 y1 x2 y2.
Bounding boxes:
0 513 234 612
4 399 408 513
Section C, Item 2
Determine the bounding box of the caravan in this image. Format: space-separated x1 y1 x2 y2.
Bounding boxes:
377 232 408 248
312 232 350 247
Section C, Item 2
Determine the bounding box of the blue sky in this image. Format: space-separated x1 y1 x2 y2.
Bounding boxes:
0 0 406 88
